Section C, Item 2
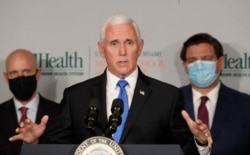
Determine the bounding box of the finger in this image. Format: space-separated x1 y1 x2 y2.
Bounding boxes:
24 118 31 123
201 129 209 137
15 127 21 133
9 134 22 141
181 110 194 125
207 136 213 148
204 128 212 137
19 118 32 128
19 121 24 128
40 115 49 125
196 119 203 125
198 123 207 130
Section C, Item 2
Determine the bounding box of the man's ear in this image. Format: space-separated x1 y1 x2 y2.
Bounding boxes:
218 56 224 71
97 42 105 58
3 72 9 84
182 61 189 74
138 39 144 56
36 69 42 80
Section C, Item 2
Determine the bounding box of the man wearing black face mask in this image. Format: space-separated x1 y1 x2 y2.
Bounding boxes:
0 49 60 155
8 72 38 101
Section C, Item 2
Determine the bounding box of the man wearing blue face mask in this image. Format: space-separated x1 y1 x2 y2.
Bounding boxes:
180 33 250 155
0 49 60 155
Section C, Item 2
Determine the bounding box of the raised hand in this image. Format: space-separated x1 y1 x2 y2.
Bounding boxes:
181 110 213 148
9 115 49 144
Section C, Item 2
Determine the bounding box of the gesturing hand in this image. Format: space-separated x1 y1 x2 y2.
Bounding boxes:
9 115 49 144
181 110 213 148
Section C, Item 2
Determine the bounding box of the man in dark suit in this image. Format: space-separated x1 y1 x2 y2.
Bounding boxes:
180 33 250 155
0 49 59 155
10 15 212 155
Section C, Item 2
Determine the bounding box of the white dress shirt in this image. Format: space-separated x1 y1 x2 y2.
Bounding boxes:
192 82 220 129
106 67 138 119
14 93 39 123
192 83 221 155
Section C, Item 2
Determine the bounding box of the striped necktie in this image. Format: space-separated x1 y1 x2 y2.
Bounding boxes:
19 107 28 123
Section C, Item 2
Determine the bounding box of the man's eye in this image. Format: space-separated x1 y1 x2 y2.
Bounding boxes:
23 70 32 76
111 42 118 46
126 41 133 45
187 59 195 63
9 72 17 77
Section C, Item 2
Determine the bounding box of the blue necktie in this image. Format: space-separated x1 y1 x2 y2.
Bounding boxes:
114 79 128 143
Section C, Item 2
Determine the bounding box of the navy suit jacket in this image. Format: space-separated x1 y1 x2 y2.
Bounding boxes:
0 94 59 155
45 68 199 155
181 83 250 155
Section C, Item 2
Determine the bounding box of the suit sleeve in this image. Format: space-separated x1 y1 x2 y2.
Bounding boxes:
170 89 200 155
41 88 74 144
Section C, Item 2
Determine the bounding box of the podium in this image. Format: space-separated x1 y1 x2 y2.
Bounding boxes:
21 144 184 155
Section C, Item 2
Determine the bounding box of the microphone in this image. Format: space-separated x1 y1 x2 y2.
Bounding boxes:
85 98 100 135
108 98 124 135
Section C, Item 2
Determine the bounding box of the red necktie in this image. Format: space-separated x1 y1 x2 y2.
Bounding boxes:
198 96 209 127
19 107 28 123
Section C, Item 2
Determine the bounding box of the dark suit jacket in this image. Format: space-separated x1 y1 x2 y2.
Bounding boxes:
0 94 59 155
181 83 250 155
45 68 199 155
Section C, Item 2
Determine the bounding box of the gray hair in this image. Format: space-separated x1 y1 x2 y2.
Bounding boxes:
99 14 141 43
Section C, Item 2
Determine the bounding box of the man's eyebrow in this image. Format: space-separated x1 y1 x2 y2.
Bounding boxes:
125 38 133 41
110 39 118 42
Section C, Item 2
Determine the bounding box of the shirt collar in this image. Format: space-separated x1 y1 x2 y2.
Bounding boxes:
14 93 39 111
106 67 138 90
192 82 220 106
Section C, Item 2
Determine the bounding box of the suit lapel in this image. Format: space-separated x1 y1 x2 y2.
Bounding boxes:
210 84 231 139
36 95 44 123
1 99 20 133
182 85 196 120
92 71 109 129
183 83 232 139
120 69 151 143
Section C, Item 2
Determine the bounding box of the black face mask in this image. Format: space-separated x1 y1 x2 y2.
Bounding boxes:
8 75 37 101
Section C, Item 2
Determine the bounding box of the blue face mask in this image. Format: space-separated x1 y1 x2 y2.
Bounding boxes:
187 60 218 88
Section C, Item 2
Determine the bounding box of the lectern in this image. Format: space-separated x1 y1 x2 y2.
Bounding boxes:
21 144 184 155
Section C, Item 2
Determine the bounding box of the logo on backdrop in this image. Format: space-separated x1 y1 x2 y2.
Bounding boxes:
221 53 250 78
33 49 165 78
33 51 250 79
34 51 84 76
139 50 165 74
